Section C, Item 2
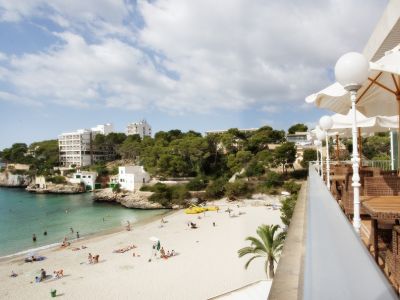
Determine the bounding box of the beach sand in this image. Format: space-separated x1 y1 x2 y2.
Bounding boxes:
0 198 282 300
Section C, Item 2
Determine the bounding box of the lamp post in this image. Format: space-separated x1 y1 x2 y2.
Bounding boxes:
316 128 327 181
320 116 333 190
335 52 369 234
314 140 321 175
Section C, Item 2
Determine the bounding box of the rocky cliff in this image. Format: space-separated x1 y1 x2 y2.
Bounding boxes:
93 188 168 209
26 182 85 194
0 172 31 187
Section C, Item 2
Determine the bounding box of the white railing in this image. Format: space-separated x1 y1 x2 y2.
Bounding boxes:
361 160 392 171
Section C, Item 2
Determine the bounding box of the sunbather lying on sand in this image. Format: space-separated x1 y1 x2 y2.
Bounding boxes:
53 269 64 278
72 245 88 251
190 222 198 229
25 255 45 263
113 245 136 253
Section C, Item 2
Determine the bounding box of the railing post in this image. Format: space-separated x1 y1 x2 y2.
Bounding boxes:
325 134 331 190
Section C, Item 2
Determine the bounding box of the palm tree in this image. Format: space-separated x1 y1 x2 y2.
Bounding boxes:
238 224 286 279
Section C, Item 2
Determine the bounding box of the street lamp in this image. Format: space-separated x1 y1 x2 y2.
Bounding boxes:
335 52 369 234
314 140 321 175
319 115 333 190
316 127 326 180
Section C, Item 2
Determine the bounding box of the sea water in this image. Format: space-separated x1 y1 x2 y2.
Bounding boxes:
0 188 167 257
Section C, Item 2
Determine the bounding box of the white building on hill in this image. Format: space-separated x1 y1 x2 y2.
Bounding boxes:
58 123 114 167
126 120 152 138
69 171 98 190
118 166 150 191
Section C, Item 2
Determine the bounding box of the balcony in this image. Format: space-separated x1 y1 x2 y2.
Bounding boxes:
268 164 397 299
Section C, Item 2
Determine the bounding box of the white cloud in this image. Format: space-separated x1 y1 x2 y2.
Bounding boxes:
0 0 388 114
261 105 280 114
0 91 42 106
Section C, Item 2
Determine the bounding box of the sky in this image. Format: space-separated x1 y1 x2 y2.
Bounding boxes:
0 0 388 149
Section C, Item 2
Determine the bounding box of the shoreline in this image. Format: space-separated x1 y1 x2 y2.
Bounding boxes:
0 208 175 263
0 197 281 299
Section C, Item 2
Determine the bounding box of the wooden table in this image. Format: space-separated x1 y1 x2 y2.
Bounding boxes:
362 196 400 263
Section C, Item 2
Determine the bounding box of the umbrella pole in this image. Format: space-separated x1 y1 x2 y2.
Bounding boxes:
336 134 339 162
398 95 400 172
358 128 362 167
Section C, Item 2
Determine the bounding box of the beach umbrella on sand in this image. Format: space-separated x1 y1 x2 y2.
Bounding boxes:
149 236 159 242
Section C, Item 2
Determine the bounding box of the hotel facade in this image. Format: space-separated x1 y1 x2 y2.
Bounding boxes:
58 123 114 167
126 120 152 138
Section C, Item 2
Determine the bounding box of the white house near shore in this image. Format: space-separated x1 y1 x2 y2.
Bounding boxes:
69 171 98 190
118 166 150 191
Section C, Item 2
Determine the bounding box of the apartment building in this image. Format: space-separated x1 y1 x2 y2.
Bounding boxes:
58 124 114 167
126 120 152 138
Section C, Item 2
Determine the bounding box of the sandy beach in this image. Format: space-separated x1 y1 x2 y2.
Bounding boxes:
0 197 282 300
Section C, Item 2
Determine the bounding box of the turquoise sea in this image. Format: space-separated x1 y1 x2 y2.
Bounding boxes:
0 188 168 257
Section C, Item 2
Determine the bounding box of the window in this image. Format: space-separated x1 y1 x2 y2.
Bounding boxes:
76 175 81 179
88 176 91 178
83 176 86 178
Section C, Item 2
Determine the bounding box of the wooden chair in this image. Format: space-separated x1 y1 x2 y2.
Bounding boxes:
386 226 400 291
341 170 374 217
364 176 400 196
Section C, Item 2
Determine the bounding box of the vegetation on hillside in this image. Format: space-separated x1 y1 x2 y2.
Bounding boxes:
288 123 308 134
1 140 59 175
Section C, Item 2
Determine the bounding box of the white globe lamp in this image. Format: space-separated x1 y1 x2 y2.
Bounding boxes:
319 115 333 190
319 115 333 131
335 52 369 91
335 52 369 235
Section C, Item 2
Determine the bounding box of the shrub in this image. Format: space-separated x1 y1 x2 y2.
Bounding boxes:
149 183 172 206
47 175 66 184
301 149 317 168
225 181 251 200
170 185 190 205
245 161 265 178
280 194 298 226
140 185 153 192
148 183 190 207
205 178 227 199
187 177 207 191
264 171 283 188
282 180 301 194
112 183 121 193
287 169 308 180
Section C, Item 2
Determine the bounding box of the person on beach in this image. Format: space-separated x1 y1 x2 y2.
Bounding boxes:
53 269 64 278
43 230 47 236
88 253 93 264
126 221 131 231
93 254 99 263
10 271 17 277
213 222 216 227
40 268 46 281
76 231 80 239
70 227 74 234
160 247 167 259
157 240 161 251
32 234 37 242
61 236 70 247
